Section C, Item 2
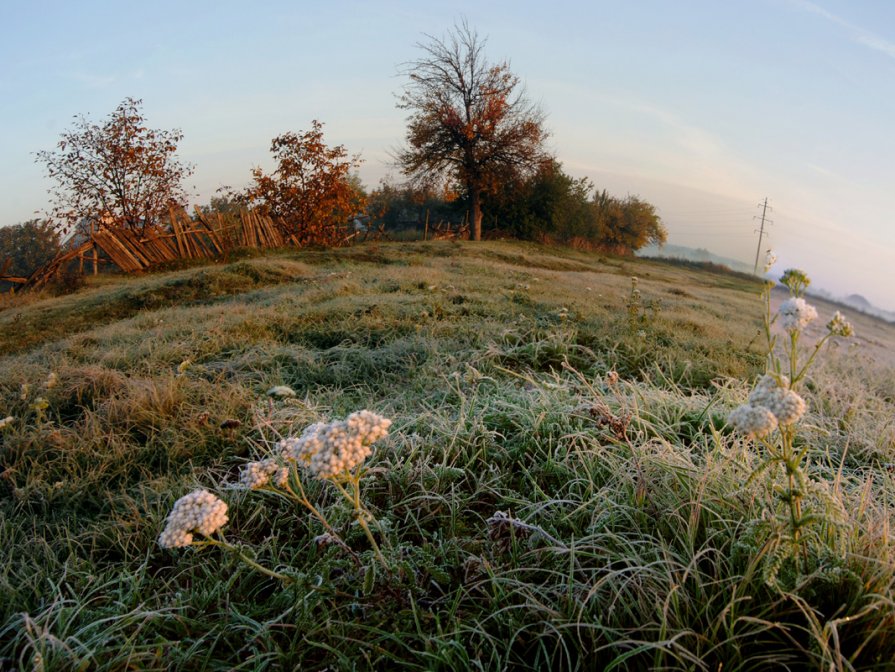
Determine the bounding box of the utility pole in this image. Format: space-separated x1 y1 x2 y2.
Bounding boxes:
753 197 773 274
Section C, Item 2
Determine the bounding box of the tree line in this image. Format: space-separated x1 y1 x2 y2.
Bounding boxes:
4 21 665 278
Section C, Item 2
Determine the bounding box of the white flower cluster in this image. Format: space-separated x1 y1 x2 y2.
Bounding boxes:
748 374 807 426
778 297 818 333
826 311 854 338
0 416 13 430
279 411 391 479
158 489 229 548
278 422 327 465
729 374 808 437
239 458 289 490
728 404 778 439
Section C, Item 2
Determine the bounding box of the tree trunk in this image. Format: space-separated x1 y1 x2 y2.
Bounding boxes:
471 189 482 241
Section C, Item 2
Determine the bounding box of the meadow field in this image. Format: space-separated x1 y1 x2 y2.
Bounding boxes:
1 241 893 670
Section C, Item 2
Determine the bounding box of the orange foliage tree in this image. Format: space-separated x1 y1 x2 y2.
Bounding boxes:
397 21 549 240
35 97 193 235
238 121 365 246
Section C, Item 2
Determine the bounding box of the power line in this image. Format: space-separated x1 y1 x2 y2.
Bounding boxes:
753 197 773 274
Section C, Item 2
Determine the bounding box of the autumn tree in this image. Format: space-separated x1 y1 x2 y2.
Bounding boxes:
236 121 365 246
592 191 667 254
35 98 193 235
0 219 60 278
397 21 549 240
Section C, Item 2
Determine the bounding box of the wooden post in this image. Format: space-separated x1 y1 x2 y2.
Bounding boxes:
424 209 429 241
90 221 98 275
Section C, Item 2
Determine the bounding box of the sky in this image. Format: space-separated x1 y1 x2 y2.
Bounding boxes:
1 0 893 309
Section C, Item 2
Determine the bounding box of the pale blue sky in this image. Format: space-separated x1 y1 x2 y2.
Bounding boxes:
2 0 893 308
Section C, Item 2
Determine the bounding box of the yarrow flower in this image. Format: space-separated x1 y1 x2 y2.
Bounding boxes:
778 297 818 333
826 311 854 338
728 404 779 439
278 411 392 480
239 458 289 490
749 374 807 425
749 373 789 409
158 489 229 548
278 422 327 465
766 388 807 425
267 385 296 399
730 374 808 437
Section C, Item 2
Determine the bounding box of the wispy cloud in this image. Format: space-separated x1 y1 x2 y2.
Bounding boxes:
856 34 895 60
600 95 727 158
790 0 895 60
68 71 116 89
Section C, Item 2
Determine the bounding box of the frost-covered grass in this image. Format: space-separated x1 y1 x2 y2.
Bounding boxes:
1 241 893 670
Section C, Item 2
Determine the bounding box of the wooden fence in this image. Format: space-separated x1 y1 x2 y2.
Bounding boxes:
15 207 294 290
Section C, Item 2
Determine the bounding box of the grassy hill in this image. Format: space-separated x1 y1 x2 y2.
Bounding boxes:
1 241 893 670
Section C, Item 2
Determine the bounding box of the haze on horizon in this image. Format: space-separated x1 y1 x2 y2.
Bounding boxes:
1 0 893 309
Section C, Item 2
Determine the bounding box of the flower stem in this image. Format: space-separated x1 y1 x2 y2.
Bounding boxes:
331 477 389 570
283 474 360 565
205 538 294 583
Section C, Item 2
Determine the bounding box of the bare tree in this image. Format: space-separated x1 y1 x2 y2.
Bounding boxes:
397 21 549 240
36 97 193 235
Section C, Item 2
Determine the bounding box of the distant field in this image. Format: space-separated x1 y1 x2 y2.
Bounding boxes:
1 241 893 670
770 287 895 367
